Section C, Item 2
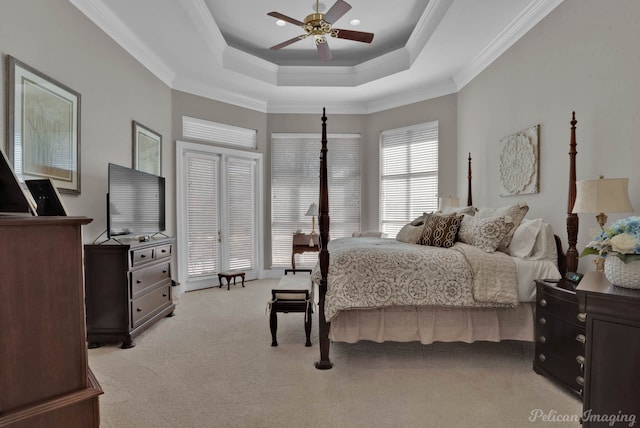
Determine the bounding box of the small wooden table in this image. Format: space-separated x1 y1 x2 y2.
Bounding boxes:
291 233 319 268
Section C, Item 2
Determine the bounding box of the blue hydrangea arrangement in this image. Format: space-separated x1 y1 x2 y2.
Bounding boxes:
581 216 640 263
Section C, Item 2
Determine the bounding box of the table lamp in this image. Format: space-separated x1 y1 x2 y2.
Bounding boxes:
305 202 319 236
438 196 460 211
572 176 634 272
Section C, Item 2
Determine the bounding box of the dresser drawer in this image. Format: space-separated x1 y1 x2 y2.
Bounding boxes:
536 309 585 354
131 247 155 267
131 284 171 328
537 286 585 325
130 262 171 298
535 347 585 395
155 243 172 260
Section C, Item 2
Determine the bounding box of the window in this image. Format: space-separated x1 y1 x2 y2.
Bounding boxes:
271 133 360 268
380 121 439 237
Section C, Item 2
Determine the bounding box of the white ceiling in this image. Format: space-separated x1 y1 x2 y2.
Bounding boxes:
69 0 563 114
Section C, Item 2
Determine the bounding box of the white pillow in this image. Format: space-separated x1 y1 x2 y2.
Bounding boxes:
353 230 387 238
508 218 542 258
508 218 558 264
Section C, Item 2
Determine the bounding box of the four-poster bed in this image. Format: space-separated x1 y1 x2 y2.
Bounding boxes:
313 109 579 369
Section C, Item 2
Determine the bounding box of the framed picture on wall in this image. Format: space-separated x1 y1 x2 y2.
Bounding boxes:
132 120 162 176
6 55 81 194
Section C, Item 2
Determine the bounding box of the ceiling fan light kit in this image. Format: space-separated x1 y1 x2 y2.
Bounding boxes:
268 0 374 61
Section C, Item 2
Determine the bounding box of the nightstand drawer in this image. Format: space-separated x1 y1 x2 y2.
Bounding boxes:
534 349 584 395
536 312 585 360
537 286 585 325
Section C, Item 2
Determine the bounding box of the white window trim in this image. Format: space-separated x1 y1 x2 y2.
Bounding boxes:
182 116 257 149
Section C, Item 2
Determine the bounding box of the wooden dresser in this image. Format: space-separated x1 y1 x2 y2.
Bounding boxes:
84 237 175 348
576 272 640 427
0 217 102 428
533 278 586 397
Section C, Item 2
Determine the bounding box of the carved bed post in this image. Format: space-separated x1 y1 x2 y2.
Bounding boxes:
315 108 333 370
566 112 579 273
467 153 473 206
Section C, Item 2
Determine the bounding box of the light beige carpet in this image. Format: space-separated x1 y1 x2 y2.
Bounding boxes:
89 279 581 428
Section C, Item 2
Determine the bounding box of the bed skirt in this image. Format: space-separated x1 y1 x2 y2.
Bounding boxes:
328 303 534 344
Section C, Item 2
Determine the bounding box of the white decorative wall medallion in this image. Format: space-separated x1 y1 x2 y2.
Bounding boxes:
499 125 540 196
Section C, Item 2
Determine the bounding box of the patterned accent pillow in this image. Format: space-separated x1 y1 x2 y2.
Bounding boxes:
458 215 514 253
475 203 529 251
418 214 463 248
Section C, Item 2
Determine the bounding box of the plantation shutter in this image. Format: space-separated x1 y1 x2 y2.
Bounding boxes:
271 133 360 268
380 121 439 237
186 153 219 278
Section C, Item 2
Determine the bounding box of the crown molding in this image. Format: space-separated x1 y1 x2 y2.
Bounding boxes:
405 0 454 63
364 79 458 114
68 0 175 86
453 0 564 90
173 76 269 113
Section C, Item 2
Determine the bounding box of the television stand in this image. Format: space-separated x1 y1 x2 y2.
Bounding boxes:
84 236 176 348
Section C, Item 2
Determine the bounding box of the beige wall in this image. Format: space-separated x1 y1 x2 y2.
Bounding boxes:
4 0 638 274
0 0 172 241
457 0 640 272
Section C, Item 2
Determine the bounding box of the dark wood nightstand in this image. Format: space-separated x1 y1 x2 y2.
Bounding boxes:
576 272 640 427
533 278 586 397
291 233 319 268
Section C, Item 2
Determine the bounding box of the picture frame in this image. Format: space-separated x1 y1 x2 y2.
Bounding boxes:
132 121 162 176
6 55 81 194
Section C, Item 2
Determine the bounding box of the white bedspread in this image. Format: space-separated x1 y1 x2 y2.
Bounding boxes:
313 237 520 321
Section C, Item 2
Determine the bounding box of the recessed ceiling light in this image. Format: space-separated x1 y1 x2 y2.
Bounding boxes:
275 19 286 27
350 19 360 26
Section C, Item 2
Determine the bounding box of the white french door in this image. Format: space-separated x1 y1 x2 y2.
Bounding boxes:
177 141 263 292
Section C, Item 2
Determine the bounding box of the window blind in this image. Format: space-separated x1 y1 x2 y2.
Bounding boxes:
186 154 219 278
226 157 256 271
271 133 360 268
380 121 439 238
183 116 257 149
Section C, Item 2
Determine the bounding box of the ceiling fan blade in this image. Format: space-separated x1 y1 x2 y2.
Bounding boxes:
270 35 308 50
317 41 333 61
323 0 352 24
267 11 304 27
332 29 374 43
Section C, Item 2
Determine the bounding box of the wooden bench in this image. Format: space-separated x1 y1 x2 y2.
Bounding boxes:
218 271 245 290
269 269 313 347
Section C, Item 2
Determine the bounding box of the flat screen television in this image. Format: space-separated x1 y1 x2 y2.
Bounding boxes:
107 163 165 239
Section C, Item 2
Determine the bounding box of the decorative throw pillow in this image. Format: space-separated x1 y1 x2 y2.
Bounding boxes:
458 215 514 253
475 203 529 251
418 214 463 248
396 223 424 244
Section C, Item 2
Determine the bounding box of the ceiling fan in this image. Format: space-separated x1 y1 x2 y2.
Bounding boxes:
268 0 374 61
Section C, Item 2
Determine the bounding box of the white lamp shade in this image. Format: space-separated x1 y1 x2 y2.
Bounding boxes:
572 178 634 214
438 196 460 210
305 202 318 216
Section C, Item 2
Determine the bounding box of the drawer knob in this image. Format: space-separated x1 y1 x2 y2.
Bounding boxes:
538 353 546 363
163 270 168 274
539 298 547 307
576 334 586 344
538 335 546 344
538 317 547 325
577 313 586 323
137 307 142 312
576 355 585 366
163 293 168 297
161 249 167 253
576 376 585 386
137 280 142 284
140 254 146 258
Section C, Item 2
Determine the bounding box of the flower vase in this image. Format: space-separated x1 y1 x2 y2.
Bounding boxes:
604 256 640 289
